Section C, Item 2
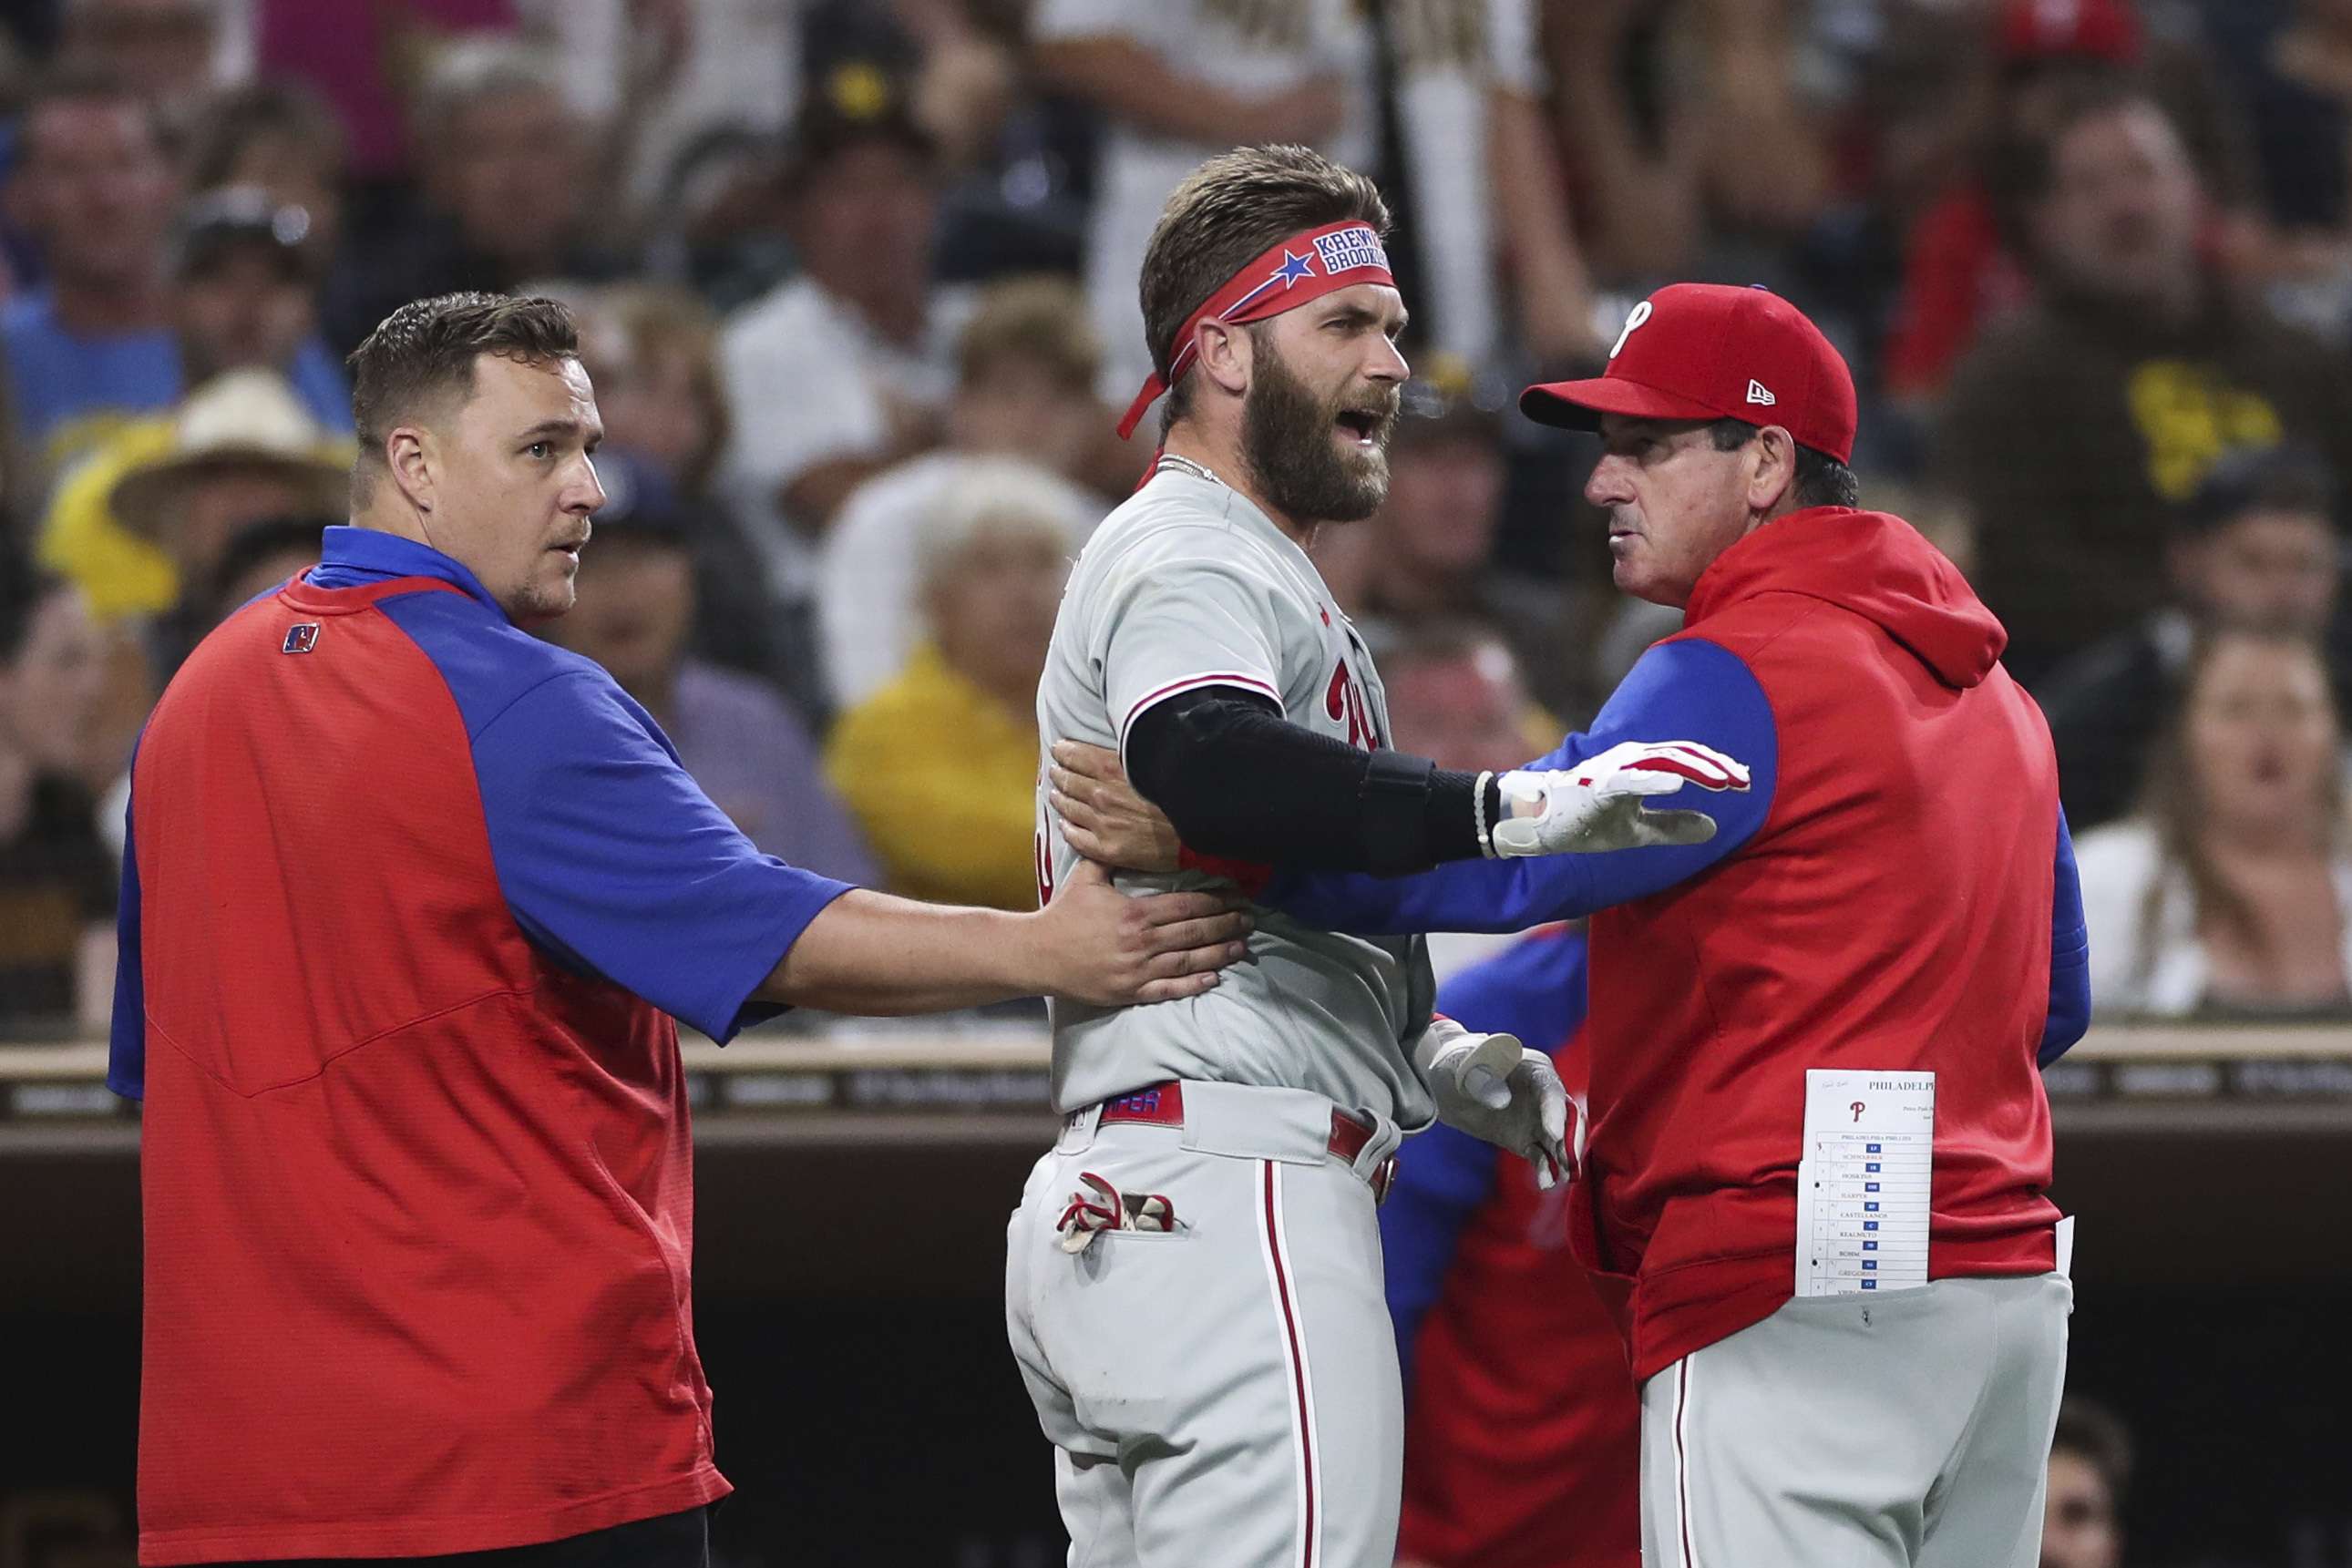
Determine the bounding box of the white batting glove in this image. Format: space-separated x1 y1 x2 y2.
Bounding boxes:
1411 1015 1574 1187
1491 740 1751 857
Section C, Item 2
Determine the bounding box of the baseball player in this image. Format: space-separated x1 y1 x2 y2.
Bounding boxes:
1383 924 1640 1568
1054 282 2097 1566
1003 148 1751 1568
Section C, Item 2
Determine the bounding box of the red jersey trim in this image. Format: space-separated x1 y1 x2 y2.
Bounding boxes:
139 1464 731 1565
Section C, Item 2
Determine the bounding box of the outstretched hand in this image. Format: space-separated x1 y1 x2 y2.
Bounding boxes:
1050 741 1184 873
1492 740 1751 857
1033 858 1249 1005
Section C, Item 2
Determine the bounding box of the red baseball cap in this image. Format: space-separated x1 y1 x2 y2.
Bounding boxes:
1994 0 2142 66
1520 283 1858 464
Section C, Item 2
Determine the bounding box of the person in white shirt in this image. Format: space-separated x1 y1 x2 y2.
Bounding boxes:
818 276 1114 708
2077 626 2352 1017
718 108 975 604
1032 0 1597 402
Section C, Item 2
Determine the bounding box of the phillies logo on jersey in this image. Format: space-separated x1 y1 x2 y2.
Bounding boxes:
1325 661 1381 751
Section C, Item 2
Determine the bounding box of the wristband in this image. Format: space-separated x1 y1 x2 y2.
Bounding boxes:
1473 771 1495 858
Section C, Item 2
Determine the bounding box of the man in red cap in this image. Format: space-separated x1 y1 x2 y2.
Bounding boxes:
1058 280 2093 1566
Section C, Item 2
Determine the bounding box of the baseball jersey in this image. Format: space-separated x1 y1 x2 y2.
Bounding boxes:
1035 466 1436 1126
1270 507 2092 1381
110 527 853 1564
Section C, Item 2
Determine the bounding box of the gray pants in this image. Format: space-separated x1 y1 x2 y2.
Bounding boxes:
1005 1081 1407 1568
1641 1273 2071 1568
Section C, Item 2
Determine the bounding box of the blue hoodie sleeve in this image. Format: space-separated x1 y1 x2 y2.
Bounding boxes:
107 766 144 1101
1267 637 1780 934
2041 808 2090 1066
1382 929 1590 1392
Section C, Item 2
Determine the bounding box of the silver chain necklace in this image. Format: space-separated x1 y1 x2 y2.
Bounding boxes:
1153 452 1227 489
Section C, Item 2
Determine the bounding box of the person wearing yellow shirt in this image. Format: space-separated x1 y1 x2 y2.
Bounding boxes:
826 460 1084 911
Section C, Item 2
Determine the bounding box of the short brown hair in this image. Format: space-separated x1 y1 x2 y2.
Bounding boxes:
346 292 580 505
957 275 1102 399
1138 146 1388 429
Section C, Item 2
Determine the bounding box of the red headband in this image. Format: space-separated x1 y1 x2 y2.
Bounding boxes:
1119 220 1396 440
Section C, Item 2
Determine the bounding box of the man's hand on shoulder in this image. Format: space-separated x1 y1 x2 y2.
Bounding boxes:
1491 740 1751 857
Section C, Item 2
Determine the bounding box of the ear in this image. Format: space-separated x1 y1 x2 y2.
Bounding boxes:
1745 425 1800 517
385 425 437 515
1194 318 1254 400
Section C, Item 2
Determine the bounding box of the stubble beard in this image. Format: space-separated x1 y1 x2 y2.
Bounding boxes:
1241 340 1399 526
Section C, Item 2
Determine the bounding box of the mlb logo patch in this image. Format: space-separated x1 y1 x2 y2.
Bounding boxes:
282 622 321 654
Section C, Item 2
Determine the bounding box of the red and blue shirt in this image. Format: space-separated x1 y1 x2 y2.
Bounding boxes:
1279 508 2090 1382
110 527 852 1563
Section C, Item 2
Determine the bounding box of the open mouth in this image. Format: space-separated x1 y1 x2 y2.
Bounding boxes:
1334 409 1381 446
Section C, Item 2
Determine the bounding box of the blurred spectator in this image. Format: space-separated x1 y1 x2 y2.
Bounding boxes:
2039 446 2344 832
254 0 519 184
187 80 348 264
2205 0 2352 338
1353 385 1577 719
825 461 1075 909
322 41 626 355
720 106 969 543
1376 618 1552 981
817 274 1110 710
41 191 354 629
56 0 224 138
1883 0 2262 409
1028 0 1355 402
1546 0 1833 285
2077 627 2352 1018
1881 0 2141 409
2 67 180 479
169 188 349 425
0 565 118 1034
2041 1396 2132 1568
1938 83 2352 680
1037 0 1593 397
1378 619 1550 774
43 370 350 685
570 283 805 712
546 494 877 883
209 512 324 612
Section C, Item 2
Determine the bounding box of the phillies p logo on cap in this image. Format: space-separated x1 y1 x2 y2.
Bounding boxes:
1521 283 1857 465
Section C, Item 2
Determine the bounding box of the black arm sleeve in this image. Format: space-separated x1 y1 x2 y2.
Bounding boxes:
1123 686 1502 875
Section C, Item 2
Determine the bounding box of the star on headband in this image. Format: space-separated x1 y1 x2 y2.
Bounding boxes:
1272 251 1317 287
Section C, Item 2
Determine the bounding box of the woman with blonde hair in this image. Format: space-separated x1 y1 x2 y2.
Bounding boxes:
2076 627 2352 1016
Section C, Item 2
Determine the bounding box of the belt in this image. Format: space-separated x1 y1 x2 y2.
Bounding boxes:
1093 1081 1396 1202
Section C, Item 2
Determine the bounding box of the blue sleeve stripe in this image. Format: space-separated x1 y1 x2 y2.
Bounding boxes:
106 764 144 1101
1268 637 1780 934
2040 806 2090 1065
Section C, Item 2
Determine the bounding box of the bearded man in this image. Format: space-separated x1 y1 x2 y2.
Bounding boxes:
1004 145 1751 1568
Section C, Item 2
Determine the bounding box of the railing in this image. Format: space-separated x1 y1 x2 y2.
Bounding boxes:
6 1020 2352 1153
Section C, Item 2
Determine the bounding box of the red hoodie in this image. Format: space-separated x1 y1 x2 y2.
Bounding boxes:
1275 508 2081 1381
1576 508 2064 1378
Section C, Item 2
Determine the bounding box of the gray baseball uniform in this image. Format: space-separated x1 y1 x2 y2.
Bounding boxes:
1009 465 1433 1568
1032 465 1437 1129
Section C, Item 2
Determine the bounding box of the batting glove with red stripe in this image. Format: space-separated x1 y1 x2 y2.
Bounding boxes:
1491 740 1751 857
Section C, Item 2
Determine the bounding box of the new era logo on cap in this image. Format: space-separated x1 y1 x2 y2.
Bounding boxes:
1517 282 1857 464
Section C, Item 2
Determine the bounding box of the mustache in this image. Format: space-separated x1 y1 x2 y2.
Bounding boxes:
1337 385 1402 443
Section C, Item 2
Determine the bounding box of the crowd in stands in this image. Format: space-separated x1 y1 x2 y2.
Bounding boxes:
0 0 2337 1031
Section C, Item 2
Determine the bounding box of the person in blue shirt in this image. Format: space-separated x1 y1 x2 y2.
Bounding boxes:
5 85 349 481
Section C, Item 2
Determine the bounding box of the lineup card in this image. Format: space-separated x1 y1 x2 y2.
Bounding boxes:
1795 1070 1934 1296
